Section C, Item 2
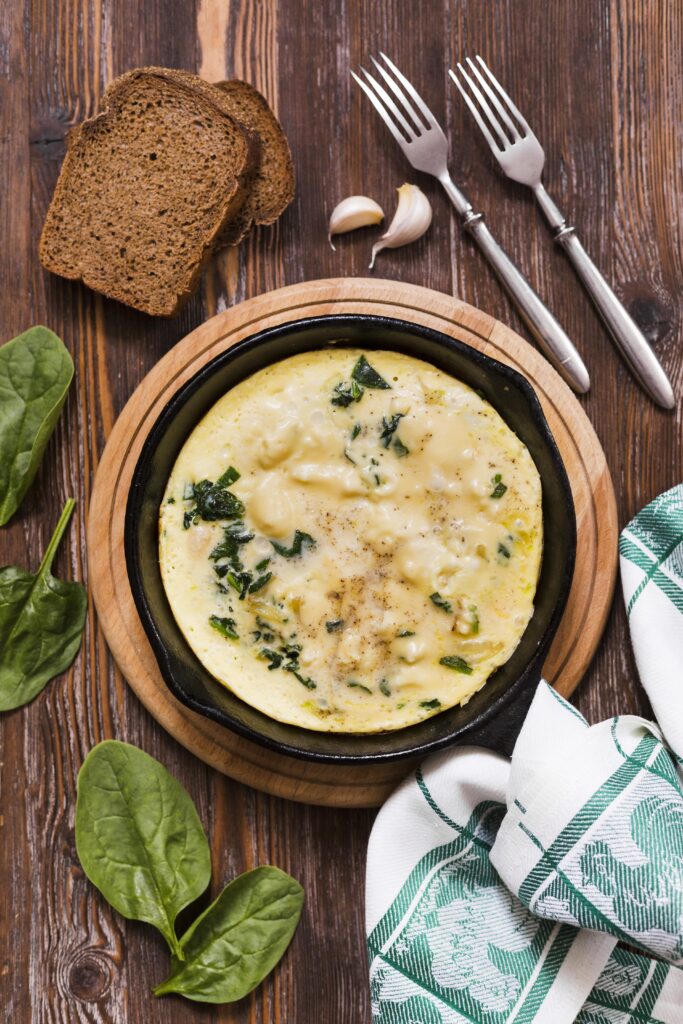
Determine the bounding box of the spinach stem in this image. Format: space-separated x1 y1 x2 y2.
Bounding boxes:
37 498 76 577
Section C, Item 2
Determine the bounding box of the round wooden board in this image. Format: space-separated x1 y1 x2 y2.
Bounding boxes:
88 278 617 808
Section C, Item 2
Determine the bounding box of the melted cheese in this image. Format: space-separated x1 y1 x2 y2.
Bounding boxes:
159 349 543 733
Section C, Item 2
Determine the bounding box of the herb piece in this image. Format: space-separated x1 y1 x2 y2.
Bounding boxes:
498 542 511 560
331 379 364 407
249 572 272 594
0 499 87 711
379 679 392 697
470 606 480 635
153 867 304 1004
348 681 372 694
325 619 344 633
260 648 283 670
271 530 316 559
392 437 410 458
379 413 404 448
75 740 211 961
440 655 473 675
209 615 238 640
397 629 415 638
210 524 254 569
183 476 244 528
350 422 362 440
490 473 508 499
0 326 74 526
430 592 452 614
226 571 252 600
351 354 391 390
255 557 270 572
419 699 442 710
285 666 317 689
216 466 240 488
166 496 176 504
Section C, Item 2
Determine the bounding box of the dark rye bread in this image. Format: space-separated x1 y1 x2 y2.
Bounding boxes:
213 80 295 246
39 68 257 316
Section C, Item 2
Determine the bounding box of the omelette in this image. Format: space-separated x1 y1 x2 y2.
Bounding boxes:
159 349 543 733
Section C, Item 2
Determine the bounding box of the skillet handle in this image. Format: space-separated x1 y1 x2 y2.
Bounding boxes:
461 674 541 759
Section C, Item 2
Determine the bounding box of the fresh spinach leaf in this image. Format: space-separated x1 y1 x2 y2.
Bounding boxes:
0 498 86 711
154 867 304 1004
271 530 316 558
209 615 238 640
351 355 391 390
440 655 472 675
75 740 211 961
331 379 364 407
0 326 74 526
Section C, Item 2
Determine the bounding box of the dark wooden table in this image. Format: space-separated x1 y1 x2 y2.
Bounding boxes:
1 0 681 1020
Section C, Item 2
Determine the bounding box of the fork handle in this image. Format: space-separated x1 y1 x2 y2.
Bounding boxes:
554 229 675 409
439 175 590 392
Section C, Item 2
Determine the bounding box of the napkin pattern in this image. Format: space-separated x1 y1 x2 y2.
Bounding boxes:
366 485 683 1022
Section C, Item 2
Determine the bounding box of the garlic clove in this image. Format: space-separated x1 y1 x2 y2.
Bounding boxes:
369 183 432 269
328 196 385 250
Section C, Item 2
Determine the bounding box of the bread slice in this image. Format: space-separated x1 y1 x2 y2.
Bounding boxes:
39 68 257 316
212 81 295 245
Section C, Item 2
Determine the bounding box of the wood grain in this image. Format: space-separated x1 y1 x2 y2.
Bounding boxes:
87 277 617 807
0 0 681 1020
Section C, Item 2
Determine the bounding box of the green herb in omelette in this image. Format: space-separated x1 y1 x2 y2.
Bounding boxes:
209 615 238 640
183 471 244 528
379 679 392 697
331 379 364 407
440 655 473 675
397 629 415 638
490 473 508 499
325 619 344 633
272 530 316 558
430 592 452 614
350 422 362 440
351 354 391 390
348 681 372 694
498 542 511 560
379 413 404 447
392 436 410 458
419 698 441 710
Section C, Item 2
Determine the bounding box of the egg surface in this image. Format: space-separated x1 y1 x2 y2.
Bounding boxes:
159 349 543 733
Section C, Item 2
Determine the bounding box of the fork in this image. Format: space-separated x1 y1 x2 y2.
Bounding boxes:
352 54 590 394
451 56 675 409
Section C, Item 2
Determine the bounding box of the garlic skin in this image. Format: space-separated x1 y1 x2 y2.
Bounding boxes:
369 184 432 269
328 196 385 250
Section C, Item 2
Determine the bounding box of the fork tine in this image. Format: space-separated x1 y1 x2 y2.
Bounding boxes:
379 52 439 128
475 55 532 135
351 70 409 149
448 70 503 155
466 57 520 139
455 61 509 150
371 56 426 132
360 67 417 139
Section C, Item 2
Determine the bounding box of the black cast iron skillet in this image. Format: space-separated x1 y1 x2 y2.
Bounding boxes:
125 314 576 764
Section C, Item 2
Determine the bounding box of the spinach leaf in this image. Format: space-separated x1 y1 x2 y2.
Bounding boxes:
348 680 372 694
325 619 344 633
209 615 238 640
271 530 316 558
379 413 404 447
331 379 364 407
183 474 244 528
248 572 272 594
351 355 391 390
490 473 508 499
429 592 452 614
75 740 211 961
392 436 410 458
0 499 86 711
0 326 74 526
440 655 472 675
379 679 392 696
154 866 304 1004
419 698 442 710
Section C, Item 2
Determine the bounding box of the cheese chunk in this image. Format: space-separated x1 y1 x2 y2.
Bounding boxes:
159 349 543 733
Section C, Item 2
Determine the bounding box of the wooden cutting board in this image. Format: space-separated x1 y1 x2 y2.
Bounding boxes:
88 278 618 808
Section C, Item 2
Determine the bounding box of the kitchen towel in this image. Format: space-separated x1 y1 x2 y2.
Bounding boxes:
366 484 683 1022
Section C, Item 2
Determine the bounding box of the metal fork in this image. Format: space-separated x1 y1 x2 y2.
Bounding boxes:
452 56 674 409
352 54 590 394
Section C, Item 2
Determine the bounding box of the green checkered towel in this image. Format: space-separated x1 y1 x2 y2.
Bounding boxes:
366 485 683 1023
